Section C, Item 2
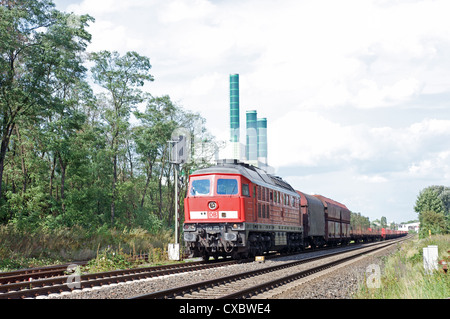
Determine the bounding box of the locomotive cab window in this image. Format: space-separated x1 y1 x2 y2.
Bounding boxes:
242 183 250 197
217 178 238 195
190 179 210 196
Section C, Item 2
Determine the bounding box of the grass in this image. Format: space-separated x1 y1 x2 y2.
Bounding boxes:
0 224 174 272
354 234 450 299
81 246 171 273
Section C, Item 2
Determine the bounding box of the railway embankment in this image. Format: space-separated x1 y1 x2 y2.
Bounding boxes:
354 234 449 299
273 234 449 299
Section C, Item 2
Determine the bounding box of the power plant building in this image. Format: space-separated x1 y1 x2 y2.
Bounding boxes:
246 110 258 165
229 74 244 159
221 73 269 171
257 117 267 166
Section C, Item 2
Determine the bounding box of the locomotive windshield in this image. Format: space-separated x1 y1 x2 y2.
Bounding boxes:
217 178 238 195
190 179 210 196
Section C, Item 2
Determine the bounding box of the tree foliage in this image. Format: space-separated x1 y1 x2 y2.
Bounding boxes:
414 185 450 237
90 50 154 225
0 0 219 234
350 212 370 231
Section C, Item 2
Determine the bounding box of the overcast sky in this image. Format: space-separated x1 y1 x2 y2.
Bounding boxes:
53 0 450 224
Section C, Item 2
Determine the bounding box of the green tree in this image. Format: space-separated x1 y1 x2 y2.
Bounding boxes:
0 0 93 198
43 80 89 213
414 185 449 237
350 212 370 231
0 1 221 235
419 210 446 237
90 50 154 225
415 187 445 216
133 95 177 213
380 216 387 228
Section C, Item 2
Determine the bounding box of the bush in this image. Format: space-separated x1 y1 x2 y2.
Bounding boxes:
355 234 450 299
0 224 174 271
84 247 133 273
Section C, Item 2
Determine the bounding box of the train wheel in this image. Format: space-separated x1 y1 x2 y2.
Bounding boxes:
231 251 241 260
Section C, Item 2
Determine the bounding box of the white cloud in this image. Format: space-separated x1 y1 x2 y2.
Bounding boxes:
408 151 450 180
188 72 223 96
350 77 423 109
66 0 154 15
157 0 215 24
356 174 388 184
84 21 144 53
269 111 450 180
63 0 450 113
269 111 358 167
53 0 450 222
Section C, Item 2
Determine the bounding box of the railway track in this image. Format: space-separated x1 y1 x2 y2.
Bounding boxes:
0 253 152 286
0 258 241 299
0 236 409 299
0 250 293 298
131 236 410 299
0 262 89 286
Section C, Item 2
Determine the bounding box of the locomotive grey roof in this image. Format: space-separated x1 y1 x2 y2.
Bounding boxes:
191 159 298 195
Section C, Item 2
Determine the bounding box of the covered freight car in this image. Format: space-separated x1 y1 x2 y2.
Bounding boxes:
313 195 351 245
297 191 326 248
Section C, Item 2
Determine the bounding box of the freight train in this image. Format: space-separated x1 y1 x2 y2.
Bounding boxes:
183 159 407 260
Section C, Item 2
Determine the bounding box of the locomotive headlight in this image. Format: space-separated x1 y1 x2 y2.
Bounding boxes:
184 224 196 231
208 201 217 210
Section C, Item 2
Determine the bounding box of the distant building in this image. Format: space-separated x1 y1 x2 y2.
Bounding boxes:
398 222 420 233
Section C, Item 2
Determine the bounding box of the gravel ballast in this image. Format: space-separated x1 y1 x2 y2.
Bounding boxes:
44 242 400 299
270 243 399 299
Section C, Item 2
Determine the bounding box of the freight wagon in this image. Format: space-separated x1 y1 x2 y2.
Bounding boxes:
183 160 407 260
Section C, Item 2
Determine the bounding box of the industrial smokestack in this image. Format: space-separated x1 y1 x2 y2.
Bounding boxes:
257 117 267 166
229 74 239 143
246 110 257 162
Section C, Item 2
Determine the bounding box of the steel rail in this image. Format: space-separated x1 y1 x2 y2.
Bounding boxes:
0 243 348 298
130 237 409 300
0 262 88 285
219 237 409 299
0 254 152 285
0 259 238 299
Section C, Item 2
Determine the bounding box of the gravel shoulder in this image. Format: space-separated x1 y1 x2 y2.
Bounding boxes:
269 243 399 299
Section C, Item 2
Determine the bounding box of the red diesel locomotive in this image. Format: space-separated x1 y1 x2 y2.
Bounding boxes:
183 160 406 260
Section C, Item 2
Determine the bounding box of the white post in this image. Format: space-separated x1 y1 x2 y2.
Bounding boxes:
168 243 180 261
169 163 180 261
168 139 181 261
423 245 438 274
174 163 179 245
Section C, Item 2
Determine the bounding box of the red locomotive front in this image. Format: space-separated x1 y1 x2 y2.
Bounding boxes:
185 173 246 224
183 170 251 260
183 160 303 260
